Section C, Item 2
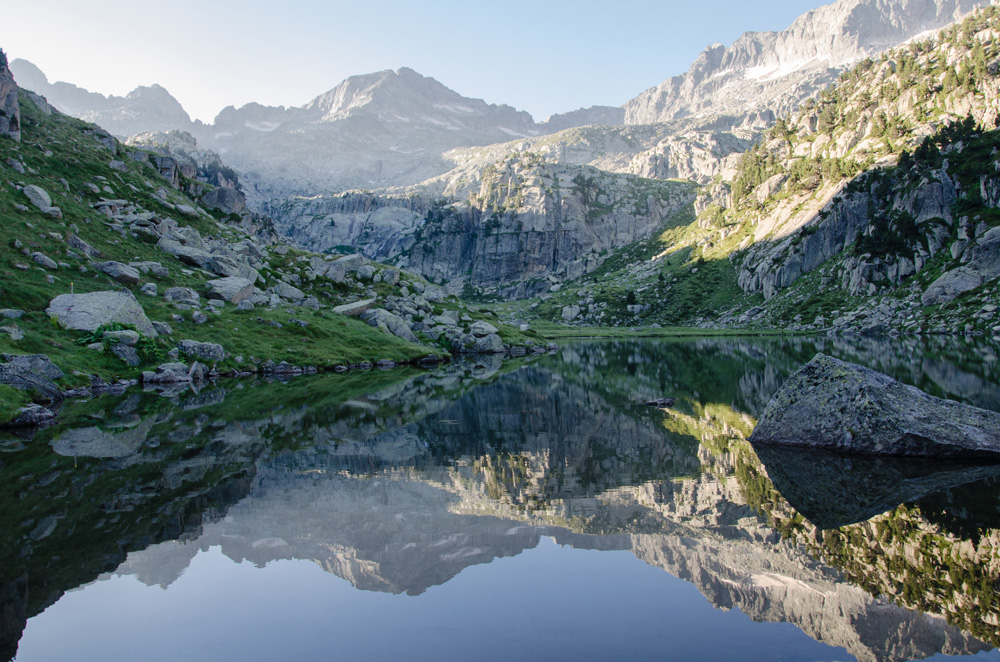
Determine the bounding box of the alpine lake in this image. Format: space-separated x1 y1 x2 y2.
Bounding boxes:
3 335 1000 662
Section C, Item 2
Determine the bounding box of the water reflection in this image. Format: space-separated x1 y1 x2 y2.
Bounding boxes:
3 336 1000 661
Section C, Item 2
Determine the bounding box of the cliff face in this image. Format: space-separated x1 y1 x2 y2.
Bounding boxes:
624 0 989 125
0 50 20 142
271 161 694 297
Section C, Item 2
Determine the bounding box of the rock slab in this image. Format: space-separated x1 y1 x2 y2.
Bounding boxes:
749 354 1000 458
47 291 157 337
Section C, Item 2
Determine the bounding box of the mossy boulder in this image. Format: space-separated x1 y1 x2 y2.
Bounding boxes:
749 354 1000 459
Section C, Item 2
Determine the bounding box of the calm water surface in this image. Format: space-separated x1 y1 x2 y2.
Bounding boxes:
3 336 1000 662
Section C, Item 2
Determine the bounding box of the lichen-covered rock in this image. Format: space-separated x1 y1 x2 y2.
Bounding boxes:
47 291 157 337
96 261 141 285
206 276 254 304
177 339 225 363
163 287 200 305
0 363 62 402
1 354 64 380
749 354 1000 458
360 308 419 344
332 297 377 316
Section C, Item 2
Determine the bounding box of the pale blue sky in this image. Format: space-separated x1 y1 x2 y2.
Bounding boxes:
1 0 823 123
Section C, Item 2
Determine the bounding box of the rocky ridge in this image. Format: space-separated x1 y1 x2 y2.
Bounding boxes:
624 0 990 125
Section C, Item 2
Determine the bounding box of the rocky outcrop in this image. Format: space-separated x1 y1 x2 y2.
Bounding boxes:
624 0 988 125
0 362 62 402
46 291 157 337
274 163 694 297
750 354 1000 458
0 50 20 142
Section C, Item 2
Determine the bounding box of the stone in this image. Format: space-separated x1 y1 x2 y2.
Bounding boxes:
5 404 55 428
273 282 305 301
360 308 419 344
31 252 58 270
130 261 169 278
96 261 141 285
236 301 255 311
142 362 192 384
921 267 983 306
333 297 377 316
110 344 141 367
0 309 24 319
471 333 505 354
192 312 208 325
0 325 24 341
749 354 1000 458
357 265 375 282
163 287 201 305
103 330 140 346
140 283 157 297
67 233 102 258
47 291 157 336
469 321 499 337
562 305 581 322
0 363 62 402
1 354 64 380
152 321 173 336
207 277 255 304
177 339 225 363
22 184 52 210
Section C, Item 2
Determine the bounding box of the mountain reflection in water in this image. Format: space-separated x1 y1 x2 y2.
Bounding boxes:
3 336 1000 662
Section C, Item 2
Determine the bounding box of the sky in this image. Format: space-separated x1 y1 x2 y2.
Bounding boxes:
1 0 824 124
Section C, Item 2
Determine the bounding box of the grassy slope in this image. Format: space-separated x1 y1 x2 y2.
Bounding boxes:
0 90 472 391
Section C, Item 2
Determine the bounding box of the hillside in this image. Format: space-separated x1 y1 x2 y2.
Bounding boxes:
498 5 1000 333
0 55 547 424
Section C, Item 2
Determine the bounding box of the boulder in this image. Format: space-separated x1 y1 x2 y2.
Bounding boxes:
177 339 225 363
1 354 64 380
163 287 200 305
22 185 51 210
333 297 377 316
749 354 1000 458
141 362 192 384
31 252 58 270
206 277 254 304
921 267 982 306
110 344 140 367
96 261 141 285
47 291 157 337
0 363 62 402
67 234 102 258
360 308 419 344
273 282 305 301
6 404 55 428
102 330 140 346
152 321 173 336
469 321 499 337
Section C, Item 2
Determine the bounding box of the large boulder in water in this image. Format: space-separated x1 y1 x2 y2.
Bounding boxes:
749 354 1000 459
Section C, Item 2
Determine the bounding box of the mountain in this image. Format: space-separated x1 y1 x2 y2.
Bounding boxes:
624 0 990 125
200 67 544 198
9 58 196 137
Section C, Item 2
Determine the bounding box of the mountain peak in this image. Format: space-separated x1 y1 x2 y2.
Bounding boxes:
625 0 991 124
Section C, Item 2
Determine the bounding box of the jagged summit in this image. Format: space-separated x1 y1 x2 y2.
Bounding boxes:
624 0 990 124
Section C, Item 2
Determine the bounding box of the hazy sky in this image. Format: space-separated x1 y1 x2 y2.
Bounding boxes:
1 0 823 123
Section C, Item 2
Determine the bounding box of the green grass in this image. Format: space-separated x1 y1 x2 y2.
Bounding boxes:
0 384 31 423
